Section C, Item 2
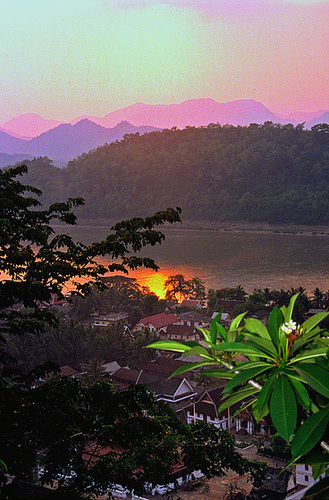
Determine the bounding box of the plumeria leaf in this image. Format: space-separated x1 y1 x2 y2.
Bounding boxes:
289 348 328 365
267 306 282 348
282 293 299 322
212 341 276 360
294 364 329 399
218 387 259 414
291 405 329 460
256 375 276 420
223 364 270 394
312 463 327 481
217 324 228 342
270 375 297 442
197 327 212 344
235 360 275 371
244 334 278 356
212 312 222 325
229 312 247 331
244 318 271 340
170 361 222 378
302 312 329 334
289 378 311 411
210 318 219 344
302 476 329 499
0 459 7 472
304 454 329 465
180 345 214 358
146 341 191 352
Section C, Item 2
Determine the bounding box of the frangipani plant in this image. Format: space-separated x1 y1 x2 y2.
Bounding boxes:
147 294 329 498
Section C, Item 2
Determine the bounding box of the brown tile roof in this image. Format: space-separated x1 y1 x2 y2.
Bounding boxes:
138 372 184 396
217 299 245 313
138 357 187 378
165 324 196 337
180 299 202 308
178 311 207 323
60 365 78 376
111 367 140 385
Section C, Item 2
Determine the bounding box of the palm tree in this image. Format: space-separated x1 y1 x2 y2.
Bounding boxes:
312 287 325 309
230 285 247 301
80 358 106 386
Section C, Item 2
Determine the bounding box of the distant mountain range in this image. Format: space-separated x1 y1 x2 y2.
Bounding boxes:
1 98 328 167
0 120 158 167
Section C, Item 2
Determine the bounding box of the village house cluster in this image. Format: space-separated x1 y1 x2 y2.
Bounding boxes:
31 293 318 498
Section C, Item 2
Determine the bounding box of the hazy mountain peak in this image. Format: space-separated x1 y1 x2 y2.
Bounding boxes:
1 113 64 139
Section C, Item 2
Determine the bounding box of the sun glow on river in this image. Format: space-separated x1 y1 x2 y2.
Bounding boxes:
130 269 169 299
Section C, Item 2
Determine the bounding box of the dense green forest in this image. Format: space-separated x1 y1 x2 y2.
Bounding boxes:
19 122 329 224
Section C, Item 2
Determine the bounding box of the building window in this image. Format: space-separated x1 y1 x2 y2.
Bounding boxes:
305 465 309 471
305 475 309 482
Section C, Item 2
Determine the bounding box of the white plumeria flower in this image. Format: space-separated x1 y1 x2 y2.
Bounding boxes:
281 320 297 335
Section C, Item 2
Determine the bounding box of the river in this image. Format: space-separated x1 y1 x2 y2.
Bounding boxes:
58 225 329 298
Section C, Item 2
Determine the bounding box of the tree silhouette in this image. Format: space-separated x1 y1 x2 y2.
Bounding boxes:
0 165 181 367
164 274 189 302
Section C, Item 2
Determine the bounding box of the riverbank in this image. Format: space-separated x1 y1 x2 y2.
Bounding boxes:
54 219 329 237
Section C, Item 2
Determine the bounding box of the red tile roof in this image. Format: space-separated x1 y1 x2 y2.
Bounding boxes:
137 312 178 329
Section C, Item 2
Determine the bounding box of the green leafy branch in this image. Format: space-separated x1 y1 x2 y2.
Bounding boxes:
148 294 329 498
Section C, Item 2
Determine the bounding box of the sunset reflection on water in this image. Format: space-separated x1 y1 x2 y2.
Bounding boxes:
99 265 193 299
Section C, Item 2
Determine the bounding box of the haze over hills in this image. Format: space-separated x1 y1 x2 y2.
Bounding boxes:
3 98 329 139
1 98 329 168
70 98 287 129
306 111 329 129
0 152 33 168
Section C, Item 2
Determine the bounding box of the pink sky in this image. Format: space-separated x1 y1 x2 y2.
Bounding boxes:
0 0 328 123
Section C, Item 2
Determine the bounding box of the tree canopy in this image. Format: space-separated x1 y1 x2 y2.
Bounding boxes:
0 167 262 498
0 164 181 367
19 122 329 225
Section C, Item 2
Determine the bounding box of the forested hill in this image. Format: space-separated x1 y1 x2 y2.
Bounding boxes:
21 122 329 224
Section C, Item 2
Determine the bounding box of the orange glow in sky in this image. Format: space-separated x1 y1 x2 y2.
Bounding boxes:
1 0 329 123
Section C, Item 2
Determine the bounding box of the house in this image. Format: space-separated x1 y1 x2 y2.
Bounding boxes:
110 365 197 415
133 312 178 333
180 299 204 310
185 386 255 434
294 463 328 491
60 365 79 377
216 299 245 314
138 356 190 379
137 356 200 383
103 361 121 375
110 367 140 389
159 323 201 342
138 371 197 412
177 311 208 328
92 313 129 327
211 311 230 325
186 386 230 431
248 466 296 499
